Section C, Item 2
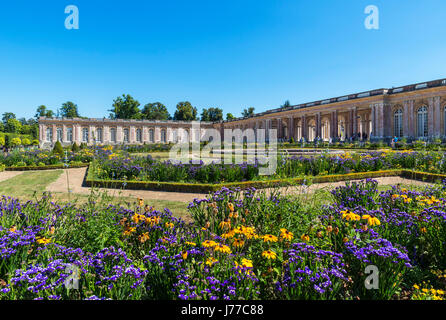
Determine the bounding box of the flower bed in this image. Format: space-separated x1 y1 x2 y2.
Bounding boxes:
1 179 446 300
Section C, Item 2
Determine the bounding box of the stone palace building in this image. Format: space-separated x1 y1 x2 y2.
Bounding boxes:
39 78 446 147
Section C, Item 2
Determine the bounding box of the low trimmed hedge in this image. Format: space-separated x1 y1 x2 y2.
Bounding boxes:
85 169 406 193
5 163 89 171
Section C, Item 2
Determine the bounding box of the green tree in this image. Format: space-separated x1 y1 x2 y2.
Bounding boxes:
60 101 80 118
53 141 64 156
11 137 21 148
2 112 16 126
173 102 198 121
109 94 141 119
0 136 4 146
0 123 4 132
72 142 80 152
35 105 54 118
281 100 291 108
141 102 170 120
201 107 223 122
22 138 31 146
226 113 235 121
242 107 255 118
5 118 22 133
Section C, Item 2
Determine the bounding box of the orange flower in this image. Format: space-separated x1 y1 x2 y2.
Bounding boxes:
138 232 150 243
181 251 188 260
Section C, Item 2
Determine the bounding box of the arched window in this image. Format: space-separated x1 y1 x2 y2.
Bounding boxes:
67 128 73 142
149 129 154 143
417 106 428 137
123 128 129 143
444 106 446 136
110 128 117 143
46 128 53 142
56 128 63 142
96 128 103 143
394 109 403 137
82 128 89 142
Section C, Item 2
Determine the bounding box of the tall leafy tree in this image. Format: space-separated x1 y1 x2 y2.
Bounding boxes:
173 102 198 121
141 102 170 120
5 118 22 133
242 107 255 118
109 94 141 119
281 100 291 108
226 113 235 121
35 105 54 119
60 101 80 118
2 112 16 126
201 107 223 122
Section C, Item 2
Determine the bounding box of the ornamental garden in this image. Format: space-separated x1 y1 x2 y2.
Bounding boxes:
1 142 446 300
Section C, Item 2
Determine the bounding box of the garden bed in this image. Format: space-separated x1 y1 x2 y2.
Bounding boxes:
5 163 89 171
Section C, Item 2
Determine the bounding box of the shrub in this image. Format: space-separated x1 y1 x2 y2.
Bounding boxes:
11 138 21 147
72 142 80 152
53 141 64 156
21 138 31 146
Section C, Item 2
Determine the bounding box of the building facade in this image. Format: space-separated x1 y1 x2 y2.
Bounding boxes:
39 78 446 147
38 118 214 148
219 78 446 143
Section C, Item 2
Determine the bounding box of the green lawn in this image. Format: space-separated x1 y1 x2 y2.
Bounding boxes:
0 170 192 221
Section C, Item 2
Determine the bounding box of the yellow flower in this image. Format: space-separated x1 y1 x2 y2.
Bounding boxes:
205 257 218 266
214 243 232 254
341 210 361 221
123 227 136 236
262 234 278 243
138 232 150 243
181 251 188 260
165 222 174 229
219 219 231 230
202 240 218 248
262 250 277 260
36 236 52 245
185 241 196 247
362 215 381 226
132 213 146 224
300 234 310 242
9 226 17 233
227 203 234 213
232 238 245 248
420 227 427 233
137 198 144 207
280 228 294 241
241 258 253 268
222 230 235 239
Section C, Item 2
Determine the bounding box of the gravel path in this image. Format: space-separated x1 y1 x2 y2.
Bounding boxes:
45 167 209 202
0 171 23 182
43 167 435 203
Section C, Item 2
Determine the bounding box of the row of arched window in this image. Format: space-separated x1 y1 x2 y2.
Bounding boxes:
393 106 432 138
46 127 175 143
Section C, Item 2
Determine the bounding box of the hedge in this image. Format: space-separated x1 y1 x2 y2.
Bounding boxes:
5 163 89 171
85 169 406 193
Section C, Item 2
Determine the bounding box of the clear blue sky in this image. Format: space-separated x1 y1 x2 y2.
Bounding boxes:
1 0 445 119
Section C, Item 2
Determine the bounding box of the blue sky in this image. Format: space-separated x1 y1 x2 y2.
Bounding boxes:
0 0 445 119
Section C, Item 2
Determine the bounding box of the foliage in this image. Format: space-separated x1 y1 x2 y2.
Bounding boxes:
109 94 141 120
141 102 170 120
173 102 198 121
